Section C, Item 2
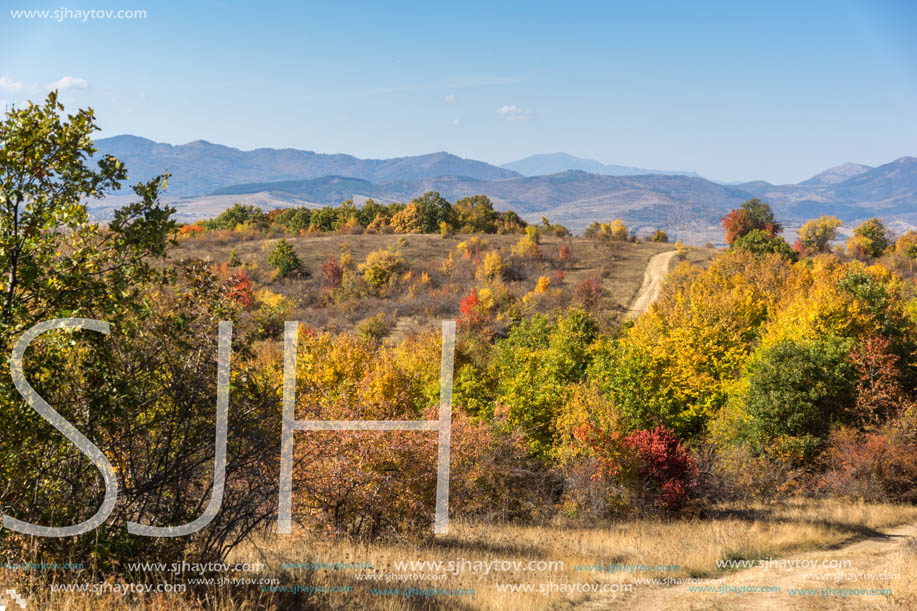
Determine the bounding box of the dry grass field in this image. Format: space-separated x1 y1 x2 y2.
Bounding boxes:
171 232 717 337
19 500 917 610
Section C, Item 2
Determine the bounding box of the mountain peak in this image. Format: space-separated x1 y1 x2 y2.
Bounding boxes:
800 162 872 186
500 152 699 179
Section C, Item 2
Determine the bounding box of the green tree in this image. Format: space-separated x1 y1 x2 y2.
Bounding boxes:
273 206 312 233
0 96 279 568
310 206 339 231
267 238 302 277
732 229 796 260
737 337 855 462
412 191 454 233
357 198 388 227
0 92 176 341
454 195 499 232
496 210 527 233
492 309 600 458
203 202 268 231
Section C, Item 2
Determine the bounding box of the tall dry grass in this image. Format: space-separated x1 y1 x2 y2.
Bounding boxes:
16 499 916 610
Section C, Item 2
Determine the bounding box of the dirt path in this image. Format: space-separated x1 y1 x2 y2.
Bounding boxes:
582 522 917 610
627 250 678 317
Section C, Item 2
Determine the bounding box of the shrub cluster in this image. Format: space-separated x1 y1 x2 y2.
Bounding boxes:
184 192 533 238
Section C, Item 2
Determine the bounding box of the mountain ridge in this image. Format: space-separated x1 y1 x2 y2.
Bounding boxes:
91 135 917 242
500 152 702 178
95 135 520 196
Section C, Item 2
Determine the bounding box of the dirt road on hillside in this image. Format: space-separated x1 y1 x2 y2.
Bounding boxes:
627 250 678 317
580 522 917 610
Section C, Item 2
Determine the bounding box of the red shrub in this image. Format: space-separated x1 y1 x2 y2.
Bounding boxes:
818 425 917 503
573 275 602 309
721 209 776 245
458 288 489 328
558 244 572 267
849 336 902 425
721 209 749 245
320 253 343 288
624 426 699 512
459 288 479 316
792 239 811 258
225 270 254 308
569 423 698 515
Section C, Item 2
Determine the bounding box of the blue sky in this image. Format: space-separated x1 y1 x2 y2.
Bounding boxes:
1 0 915 183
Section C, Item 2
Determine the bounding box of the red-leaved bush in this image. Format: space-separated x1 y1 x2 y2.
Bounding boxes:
458 288 491 328
558 244 572 267
721 208 776 245
817 425 917 503
225 269 254 308
792 239 811 258
573 275 602 309
624 426 699 513
570 421 698 515
320 253 343 289
849 335 902 425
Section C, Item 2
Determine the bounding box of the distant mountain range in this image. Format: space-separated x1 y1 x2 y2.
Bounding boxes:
499 152 701 178
94 135 519 196
92 135 917 243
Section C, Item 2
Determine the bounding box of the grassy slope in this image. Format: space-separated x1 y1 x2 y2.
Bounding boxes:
172 232 717 334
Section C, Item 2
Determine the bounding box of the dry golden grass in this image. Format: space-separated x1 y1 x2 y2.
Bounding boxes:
17 499 917 609
171 232 708 321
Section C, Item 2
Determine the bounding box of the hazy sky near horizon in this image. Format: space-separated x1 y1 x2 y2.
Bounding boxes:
1 0 916 183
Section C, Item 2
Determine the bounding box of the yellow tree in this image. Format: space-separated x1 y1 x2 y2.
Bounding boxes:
797 215 842 253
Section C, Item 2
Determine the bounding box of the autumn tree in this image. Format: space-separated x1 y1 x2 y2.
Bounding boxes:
599 250 793 436
454 195 499 233
847 217 890 259
492 309 601 458
721 198 781 245
797 215 842 253
359 247 408 289
390 202 422 233
895 230 917 259
609 219 629 241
